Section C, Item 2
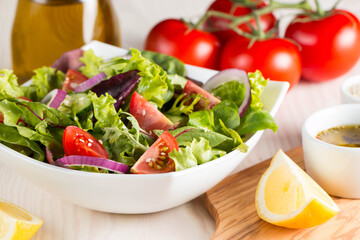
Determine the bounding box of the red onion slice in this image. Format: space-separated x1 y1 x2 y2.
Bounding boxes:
203 69 251 117
74 72 107 92
41 89 67 109
55 155 129 174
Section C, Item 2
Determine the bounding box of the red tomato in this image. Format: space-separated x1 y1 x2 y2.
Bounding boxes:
129 92 173 135
205 0 276 44
220 37 302 88
62 69 88 91
182 80 220 109
130 131 179 174
285 10 360 82
144 19 221 69
63 126 109 159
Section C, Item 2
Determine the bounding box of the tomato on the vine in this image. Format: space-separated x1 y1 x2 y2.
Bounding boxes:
204 0 276 44
285 10 360 82
220 37 302 88
144 19 221 69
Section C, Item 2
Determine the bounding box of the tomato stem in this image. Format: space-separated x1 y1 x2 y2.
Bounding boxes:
253 13 266 39
196 0 313 35
314 0 325 16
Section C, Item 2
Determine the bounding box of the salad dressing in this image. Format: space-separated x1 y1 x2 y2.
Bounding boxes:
316 125 360 147
11 0 121 83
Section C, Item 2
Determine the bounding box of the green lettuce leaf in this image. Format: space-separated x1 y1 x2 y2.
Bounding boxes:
169 146 197 171
89 92 148 165
248 70 268 111
79 49 104 78
0 69 23 99
101 48 174 108
189 138 225 164
22 67 65 101
169 137 226 171
188 110 215 131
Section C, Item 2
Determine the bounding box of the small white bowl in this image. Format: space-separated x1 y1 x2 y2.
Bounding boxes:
302 104 360 198
341 74 360 103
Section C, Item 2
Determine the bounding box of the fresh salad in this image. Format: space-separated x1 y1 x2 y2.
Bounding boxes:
0 48 277 174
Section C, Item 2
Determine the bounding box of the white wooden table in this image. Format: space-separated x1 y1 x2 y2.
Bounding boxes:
0 0 359 239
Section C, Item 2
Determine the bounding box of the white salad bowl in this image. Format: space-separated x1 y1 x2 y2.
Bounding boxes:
0 41 289 213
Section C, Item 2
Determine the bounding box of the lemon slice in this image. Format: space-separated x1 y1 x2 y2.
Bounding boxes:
255 149 340 228
0 199 43 240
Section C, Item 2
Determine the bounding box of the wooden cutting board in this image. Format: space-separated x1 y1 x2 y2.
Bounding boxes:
204 146 360 240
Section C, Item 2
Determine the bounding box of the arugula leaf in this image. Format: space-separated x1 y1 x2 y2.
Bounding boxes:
141 50 186 76
211 80 245 107
166 93 202 116
79 49 104 78
22 67 65 102
0 69 23 99
219 119 248 152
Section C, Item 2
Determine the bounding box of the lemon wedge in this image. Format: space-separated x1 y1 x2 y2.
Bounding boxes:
0 198 43 240
255 149 340 228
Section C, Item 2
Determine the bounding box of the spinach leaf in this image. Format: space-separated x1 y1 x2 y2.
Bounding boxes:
212 100 240 131
141 50 185 76
0 123 44 161
211 80 245 107
168 126 229 148
237 110 277 135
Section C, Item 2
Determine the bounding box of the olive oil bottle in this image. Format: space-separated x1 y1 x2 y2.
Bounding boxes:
11 0 121 83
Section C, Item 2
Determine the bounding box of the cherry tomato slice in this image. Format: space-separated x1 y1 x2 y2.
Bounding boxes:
182 80 220 109
129 91 173 135
130 131 179 174
63 126 109 159
62 69 88 92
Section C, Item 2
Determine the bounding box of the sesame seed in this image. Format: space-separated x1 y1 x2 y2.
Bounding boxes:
142 110 146 116
146 158 151 163
87 143 92 147
99 140 103 144
88 139 93 143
